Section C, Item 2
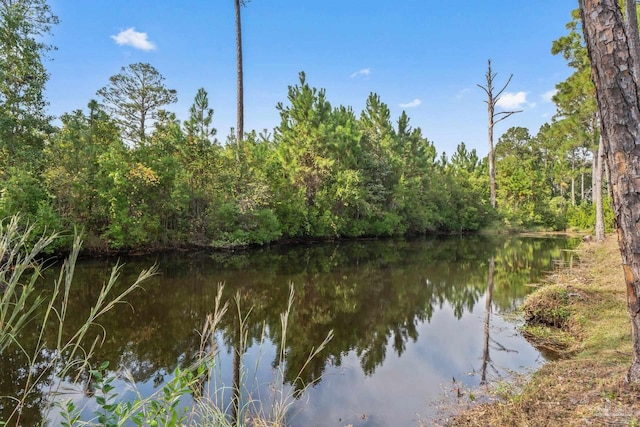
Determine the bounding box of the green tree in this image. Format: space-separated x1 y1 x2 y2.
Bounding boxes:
0 0 60 239
438 143 492 232
0 167 61 242
551 9 604 235
273 72 334 236
316 105 368 236
97 63 177 146
96 143 157 248
551 10 598 206
356 93 401 235
181 88 221 243
495 127 556 229
208 131 281 247
0 0 57 171
42 101 121 239
184 88 217 145
141 110 190 244
392 112 440 233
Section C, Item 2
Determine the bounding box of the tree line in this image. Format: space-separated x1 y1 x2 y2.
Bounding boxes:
0 0 612 252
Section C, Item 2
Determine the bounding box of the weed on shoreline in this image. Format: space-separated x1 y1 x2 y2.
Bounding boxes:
448 236 640 426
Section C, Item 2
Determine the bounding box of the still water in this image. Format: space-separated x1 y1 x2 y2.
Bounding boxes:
1 235 578 425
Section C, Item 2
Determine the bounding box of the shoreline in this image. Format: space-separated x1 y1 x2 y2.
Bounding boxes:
52 228 582 261
447 235 640 426
48 230 491 260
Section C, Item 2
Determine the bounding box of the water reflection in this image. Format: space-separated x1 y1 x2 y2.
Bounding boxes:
481 256 495 385
479 256 519 385
0 235 578 424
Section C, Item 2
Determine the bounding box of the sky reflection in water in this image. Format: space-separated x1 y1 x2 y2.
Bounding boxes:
2 235 577 425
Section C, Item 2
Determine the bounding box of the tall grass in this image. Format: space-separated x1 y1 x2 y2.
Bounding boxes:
191 284 334 426
0 216 156 425
55 288 333 427
0 216 333 426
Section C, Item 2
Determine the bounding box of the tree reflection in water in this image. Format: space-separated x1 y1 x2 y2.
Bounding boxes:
479 256 518 385
481 256 495 385
0 235 578 423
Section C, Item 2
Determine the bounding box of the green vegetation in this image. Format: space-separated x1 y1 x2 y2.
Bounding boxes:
0 2 614 253
1 0 637 424
452 237 640 426
0 217 156 425
0 217 333 426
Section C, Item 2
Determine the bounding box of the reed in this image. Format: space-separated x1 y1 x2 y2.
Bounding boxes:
0 216 333 426
0 216 156 425
57 285 333 426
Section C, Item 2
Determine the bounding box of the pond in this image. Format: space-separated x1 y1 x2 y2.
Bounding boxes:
1 235 578 426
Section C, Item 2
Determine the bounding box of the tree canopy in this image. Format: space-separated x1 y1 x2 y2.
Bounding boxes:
0 2 615 252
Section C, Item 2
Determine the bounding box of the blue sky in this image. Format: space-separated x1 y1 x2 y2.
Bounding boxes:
45 0 577 157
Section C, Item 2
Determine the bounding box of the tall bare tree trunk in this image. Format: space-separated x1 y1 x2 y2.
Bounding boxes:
580 0 640 383
478 60 522 209
595 136 605 241
234 0 244 159
571 158 576 206
488 101 496 208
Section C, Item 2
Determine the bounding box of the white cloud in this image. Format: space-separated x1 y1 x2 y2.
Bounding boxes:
350 68 370 78
542 89 558 103
496 91 527 109
111 28 156 51
399 98 422 108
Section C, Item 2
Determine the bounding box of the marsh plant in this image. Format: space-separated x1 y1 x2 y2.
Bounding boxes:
0 216 156 425
0 216 333 426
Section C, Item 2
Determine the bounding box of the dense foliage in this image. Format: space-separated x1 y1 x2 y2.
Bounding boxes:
0 3 613 252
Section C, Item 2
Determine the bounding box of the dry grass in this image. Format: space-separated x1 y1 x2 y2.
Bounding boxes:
448 235 640 426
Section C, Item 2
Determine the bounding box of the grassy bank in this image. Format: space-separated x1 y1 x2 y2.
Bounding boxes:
451 235 640 426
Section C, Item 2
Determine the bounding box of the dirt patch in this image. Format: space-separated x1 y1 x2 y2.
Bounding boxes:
445 236 640 426
449 360 640 427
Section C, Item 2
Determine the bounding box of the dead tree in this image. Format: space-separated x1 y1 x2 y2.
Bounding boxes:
478 60 522 208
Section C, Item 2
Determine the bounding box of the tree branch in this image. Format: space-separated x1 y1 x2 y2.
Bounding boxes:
494 74 515 99
494 110 523 125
